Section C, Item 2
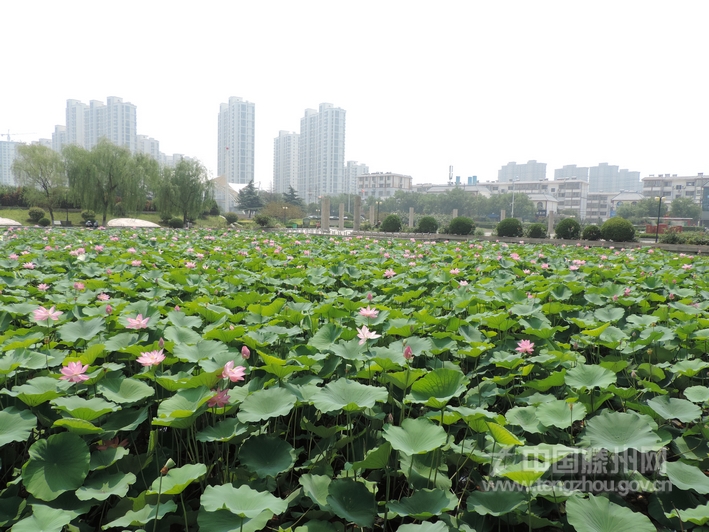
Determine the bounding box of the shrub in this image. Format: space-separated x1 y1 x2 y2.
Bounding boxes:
113 202 126 217
253 214 273 227
38 217 51 227
224 212 239 225
168 217 184 228
582 225 602 241
159 211 172 224
659 232 682 244
496 218 523 237
448 216 476 235
28 207 45 222
416 216 439 233
81 210 96 222
380 214 402 233
526 223 547 239
555 218 581 239
601 217 635 242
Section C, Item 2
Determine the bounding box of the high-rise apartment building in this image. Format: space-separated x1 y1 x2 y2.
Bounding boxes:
51 125 67 153
273 131 299 194
63 97 137 152
554 164 589 181
217 97 255 185
0 141 19 186
346 161 369 195
136 135 160 161
498 160 547 182
298 103 346 204
65 99 87 147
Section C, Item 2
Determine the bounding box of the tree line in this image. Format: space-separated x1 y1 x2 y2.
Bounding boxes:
11 141 214 225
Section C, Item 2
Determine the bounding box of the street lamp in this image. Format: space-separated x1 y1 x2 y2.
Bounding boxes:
282 205 288 226
511 178 520 218
655 196 663 243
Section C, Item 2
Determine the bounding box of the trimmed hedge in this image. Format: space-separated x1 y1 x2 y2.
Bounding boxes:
447 216 476 235
526 223 546 239
601 217 635 242
555 218 581 239
582 225 602 241
496 218 523 237
381 214 403 233
416 216 439 233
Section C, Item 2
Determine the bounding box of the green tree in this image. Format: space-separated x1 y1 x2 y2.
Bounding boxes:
237 180 264 218
11 144 67 224
155 159 213 226
64 140 149 225
283 185 304 208
669 196 701 221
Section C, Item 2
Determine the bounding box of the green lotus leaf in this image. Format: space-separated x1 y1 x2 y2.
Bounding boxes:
163 325 202 345
535 400 587 429
578 411 663 452
388 488 457 518
11 504 74 532
352 442 392 471
408 368 468 409
299 474 331 510
101 407 148 434
647 395 702 422
173 340 228 363
76 470 136 501
52 418 103 435
97 376 154 404
104 332 142 352
308 323 343 350
505 406 546 434
148 463 207 495
51 396 119 421
487 422 523 446
102 501 177 529
684 386 709 403
663 460 709 493
397 522 451 532
672 359 709 377
155 386 213 420
466 489 526 516
6 376 72 407
196 508 272 532
666 501 709 525
155 370 221 391
200 483 287 517
237 387 296 423
383 417 447 455
196 417 250 442
57 317 106 343
326 478 377 528
0 406 36 446
330 337 367 360
167 310 203 328
566 494 655 532
565 364 616 390
594 307 625 323
238 434 296 478
311 378 388 413
90 446 130 470
22 432 90 501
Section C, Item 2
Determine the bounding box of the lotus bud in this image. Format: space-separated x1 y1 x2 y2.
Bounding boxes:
241 346 250 360
367 292 373 301
105 304 113 315
158 337 165 349
403 345 414 360
160 458 176 475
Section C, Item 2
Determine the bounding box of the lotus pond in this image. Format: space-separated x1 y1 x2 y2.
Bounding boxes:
1 227 709 531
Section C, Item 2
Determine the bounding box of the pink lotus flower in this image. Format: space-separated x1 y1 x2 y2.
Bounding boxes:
97 293 110 301
94 245 104 252
105 305 113 314
515 339 535 355
74 282 85 290
222 361 246 382
131 260 142 267
356 325 381 345
541 264 549 269
185 261 196 269
359 306 379 319
383 269 396 278
241 346 250 360
136 349 165 367
22 262 35 269
208 388 230 408
449 268 460 275
126 314 150 329
682 264 692 270
60 361 90 383
33 306 62 322
403 345 414 360
624 288 631 296
569 265 579 271
8 253 18 260
37 283 49 291
459 280 468 286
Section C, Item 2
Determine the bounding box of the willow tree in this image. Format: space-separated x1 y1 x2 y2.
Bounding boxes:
155 159 213 225
11 144 67 223
64 140 155 225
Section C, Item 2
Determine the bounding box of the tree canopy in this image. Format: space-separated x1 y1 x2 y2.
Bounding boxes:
64 140 158 225
669 196 701 221
237 180 264 218
154 159 213 225
283 185 304 208
11 144 67 223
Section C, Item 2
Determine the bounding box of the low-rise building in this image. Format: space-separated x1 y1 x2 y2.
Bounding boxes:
358 172 412 199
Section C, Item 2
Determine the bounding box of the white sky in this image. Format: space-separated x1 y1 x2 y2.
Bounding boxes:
2 1 708 186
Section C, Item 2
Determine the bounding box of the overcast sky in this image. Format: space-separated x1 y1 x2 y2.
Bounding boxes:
2 1 708 186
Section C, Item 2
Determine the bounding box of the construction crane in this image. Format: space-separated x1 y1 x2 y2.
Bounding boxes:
3 130 38 141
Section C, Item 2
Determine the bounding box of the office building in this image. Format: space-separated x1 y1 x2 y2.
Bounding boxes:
273 131 299 194
358 172 412 199
298 103 346 204
217 97 255 185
